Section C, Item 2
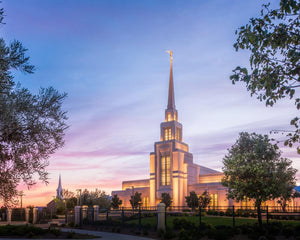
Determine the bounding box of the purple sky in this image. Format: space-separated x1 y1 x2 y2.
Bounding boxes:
2 0 299 206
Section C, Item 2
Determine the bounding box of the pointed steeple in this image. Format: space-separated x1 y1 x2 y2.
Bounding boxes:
167 51 175 110
56 174 63 199
165 50 178 122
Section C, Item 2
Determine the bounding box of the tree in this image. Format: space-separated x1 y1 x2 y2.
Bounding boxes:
80 189 110 208
129 192 142 209
230 0 300 152
62 189 77 209
185 191 199 211
0 7 67 206
160 193 172 209
198 191 211 209
111 194 122 209
222 132 297 227
277 188 300 212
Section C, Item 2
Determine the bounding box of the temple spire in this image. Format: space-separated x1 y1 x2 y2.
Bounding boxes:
166 50 175 110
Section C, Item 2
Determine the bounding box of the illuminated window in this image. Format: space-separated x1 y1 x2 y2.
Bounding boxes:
164 128 171 141
160 155 171 186
167 113 171 121
175 127 181 141
143 197 149 208
242 197 250 208
209 193 218 207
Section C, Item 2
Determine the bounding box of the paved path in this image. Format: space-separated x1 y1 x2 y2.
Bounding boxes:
61 228 155 240
0 228 155 240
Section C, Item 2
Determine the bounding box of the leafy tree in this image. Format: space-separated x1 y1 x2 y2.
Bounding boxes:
129 192 142 209
277 188 300 212
80 189 110 208
160 193 172 209
230 0 300 152
0 7 67 206
185 191 199 211
222 132 297 227
111 194 122 209
61 189 77 209
198 191 211 209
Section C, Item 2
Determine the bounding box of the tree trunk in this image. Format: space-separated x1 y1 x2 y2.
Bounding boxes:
257 204 262 228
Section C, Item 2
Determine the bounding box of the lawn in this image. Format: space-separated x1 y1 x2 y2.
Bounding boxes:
126 215 300 228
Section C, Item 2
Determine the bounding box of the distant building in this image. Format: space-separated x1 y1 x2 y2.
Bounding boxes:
56 174 63 200
47 174 63 213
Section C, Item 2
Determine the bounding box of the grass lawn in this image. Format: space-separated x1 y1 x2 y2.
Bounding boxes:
126 215 300 228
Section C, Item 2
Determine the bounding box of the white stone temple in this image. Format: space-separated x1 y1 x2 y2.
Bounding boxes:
112 52 229 208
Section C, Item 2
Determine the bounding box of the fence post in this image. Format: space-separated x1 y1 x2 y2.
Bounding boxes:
266 206 269 233
138 206 141 230
32 207 38 224
65 208 68 224
121 207 124 227
106 208 109 224
232 205 235 228
25 208 30 223
157 203 166 231
199 206 202 230
74 206 81 226
93 205 99 222
7 209 12 224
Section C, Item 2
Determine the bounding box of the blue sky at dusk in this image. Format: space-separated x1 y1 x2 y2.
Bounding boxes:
2 0 298 206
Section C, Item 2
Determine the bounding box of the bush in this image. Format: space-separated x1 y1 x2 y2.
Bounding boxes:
268 221 282 236
143 228 148 235
49 228 61 237
173 218 196 230
282 225 294 238
67 231 76 239
68 221 75 227
213 225 235 240
294 224 300 237
164 228 176 239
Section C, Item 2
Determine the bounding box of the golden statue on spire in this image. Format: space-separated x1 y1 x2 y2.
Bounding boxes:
166 50 173 63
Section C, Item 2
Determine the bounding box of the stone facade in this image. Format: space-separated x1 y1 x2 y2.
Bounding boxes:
112 55 231 208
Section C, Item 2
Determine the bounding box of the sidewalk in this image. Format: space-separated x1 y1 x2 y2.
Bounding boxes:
0 228 155 240
61 228 155 240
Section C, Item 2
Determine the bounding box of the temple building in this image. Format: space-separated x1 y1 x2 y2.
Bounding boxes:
112 52 230 208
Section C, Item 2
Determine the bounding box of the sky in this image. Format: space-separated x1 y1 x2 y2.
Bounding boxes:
2 0 299 207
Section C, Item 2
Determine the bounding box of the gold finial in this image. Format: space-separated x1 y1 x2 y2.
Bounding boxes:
166 50 173 63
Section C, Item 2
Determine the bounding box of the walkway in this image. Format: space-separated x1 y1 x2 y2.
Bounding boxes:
0 228 155 240
61 228 155 240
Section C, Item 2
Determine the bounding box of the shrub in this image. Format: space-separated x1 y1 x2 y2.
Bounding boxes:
143 228 148 235
213 225 234 240
294 224 300 237
173 218 196 230
282 225 294 238
268 221 282 236
50 228 61 237
68 221 75 227
67 231 76 239
164 228 176 239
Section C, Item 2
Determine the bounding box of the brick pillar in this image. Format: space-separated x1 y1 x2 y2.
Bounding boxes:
157 203 166 230
74 206 81 226
32 207 38 224
25 208 30 223
93 205 99 222
7 209 12 223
